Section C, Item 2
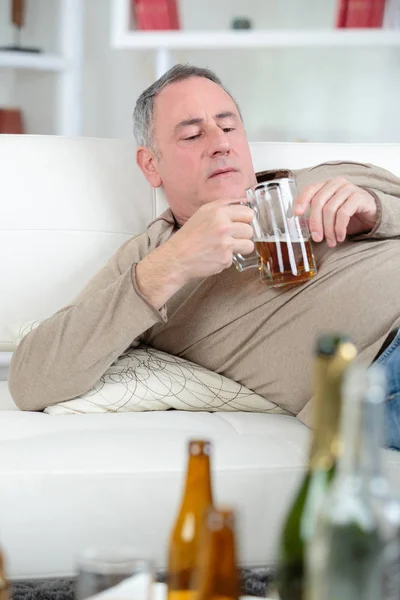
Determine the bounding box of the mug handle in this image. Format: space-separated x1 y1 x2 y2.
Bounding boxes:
231 192 259 272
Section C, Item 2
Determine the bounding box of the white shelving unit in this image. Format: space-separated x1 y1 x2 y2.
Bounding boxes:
0 0 83 136
111 0 400 78
0 51 68 71
112 29 400 50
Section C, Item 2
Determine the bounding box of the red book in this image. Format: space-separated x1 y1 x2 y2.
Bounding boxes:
345 0 373 27
0 108 24 134
167 0 180 30
335 0 349 27
134 0 173 30
369 0 386 26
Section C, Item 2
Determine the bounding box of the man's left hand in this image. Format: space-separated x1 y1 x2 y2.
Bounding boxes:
294 177 378 248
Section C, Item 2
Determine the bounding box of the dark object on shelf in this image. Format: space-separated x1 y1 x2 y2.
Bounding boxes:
0 0 42 53
231 17 252 30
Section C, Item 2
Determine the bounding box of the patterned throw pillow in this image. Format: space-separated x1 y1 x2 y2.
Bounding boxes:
45 345 287 415
4 320 287 415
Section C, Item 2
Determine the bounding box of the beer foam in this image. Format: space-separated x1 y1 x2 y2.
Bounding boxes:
254 235 308 244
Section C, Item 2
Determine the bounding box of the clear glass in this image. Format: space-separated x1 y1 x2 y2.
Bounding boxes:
233 178 317 287
363 366 400 600
75 547 154 600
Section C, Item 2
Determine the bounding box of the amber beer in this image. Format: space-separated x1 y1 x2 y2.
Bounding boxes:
167 440 213 600
255 236 316 287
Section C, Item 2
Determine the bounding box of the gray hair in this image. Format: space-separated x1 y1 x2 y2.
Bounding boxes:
132 63 242 150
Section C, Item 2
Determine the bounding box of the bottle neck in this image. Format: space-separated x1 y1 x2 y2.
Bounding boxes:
365 397 384 482
309 357 342 470
361 366 389 495
336 365 385 483
336 387 363 478
181 455 213 511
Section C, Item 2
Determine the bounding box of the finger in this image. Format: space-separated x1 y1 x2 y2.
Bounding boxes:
294 181 327 216
295 177 349 217
214 197 247 207
233 239 254 256
334 193 361 242
307 179 349 242
227 204 254 224
207 197 248 217
321 185 354 246
230 222 254 240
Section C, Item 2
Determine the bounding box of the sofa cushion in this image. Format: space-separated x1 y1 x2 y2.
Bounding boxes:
0 406 309 577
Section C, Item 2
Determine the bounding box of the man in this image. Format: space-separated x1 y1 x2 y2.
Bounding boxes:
9 65 400 446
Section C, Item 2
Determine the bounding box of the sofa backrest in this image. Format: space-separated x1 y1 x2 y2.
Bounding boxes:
1 136 400 340
0 135 153 339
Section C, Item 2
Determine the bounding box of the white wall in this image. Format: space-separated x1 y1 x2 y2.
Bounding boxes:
1 0 399 142
82 0 400 143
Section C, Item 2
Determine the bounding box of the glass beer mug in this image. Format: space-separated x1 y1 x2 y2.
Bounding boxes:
233 175 318 287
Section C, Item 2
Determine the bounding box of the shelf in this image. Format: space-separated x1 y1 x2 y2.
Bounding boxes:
112 29 400 50
0 51 68 72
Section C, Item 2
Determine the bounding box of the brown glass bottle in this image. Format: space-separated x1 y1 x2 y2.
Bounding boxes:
0 550 9 600
167 440 213 600
195 507 240 600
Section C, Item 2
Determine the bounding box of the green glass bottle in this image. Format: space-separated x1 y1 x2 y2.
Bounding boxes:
275 334 357 600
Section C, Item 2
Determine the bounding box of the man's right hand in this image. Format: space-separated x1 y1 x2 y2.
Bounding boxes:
168 198 255 280
135 198 254 309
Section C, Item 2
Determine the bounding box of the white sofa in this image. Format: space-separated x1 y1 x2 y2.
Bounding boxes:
1 135 400 580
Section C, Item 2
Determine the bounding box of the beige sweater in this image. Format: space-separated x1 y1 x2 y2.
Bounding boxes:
9 161 400 427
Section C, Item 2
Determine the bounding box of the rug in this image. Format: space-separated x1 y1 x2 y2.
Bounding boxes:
10 568 275 599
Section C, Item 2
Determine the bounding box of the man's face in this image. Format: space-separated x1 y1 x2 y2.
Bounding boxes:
143 76 256 224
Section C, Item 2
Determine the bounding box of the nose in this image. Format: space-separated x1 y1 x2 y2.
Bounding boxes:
207 127 231 157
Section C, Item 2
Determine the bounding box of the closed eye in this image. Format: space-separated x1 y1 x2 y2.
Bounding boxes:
183 127 234 141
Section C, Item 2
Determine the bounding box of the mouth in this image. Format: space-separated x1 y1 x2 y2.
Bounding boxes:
209 167 238 179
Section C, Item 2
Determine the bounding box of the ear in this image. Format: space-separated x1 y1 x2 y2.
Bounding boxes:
136 146 162 188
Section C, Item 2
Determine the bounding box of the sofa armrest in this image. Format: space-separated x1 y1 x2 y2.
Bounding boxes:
0 338 16 351
0 351 12 382
0 380 18 410
0 350 13 366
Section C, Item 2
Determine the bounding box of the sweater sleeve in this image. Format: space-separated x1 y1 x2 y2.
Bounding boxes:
343 162 400 240
8 235 167 411
351 185 400 240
